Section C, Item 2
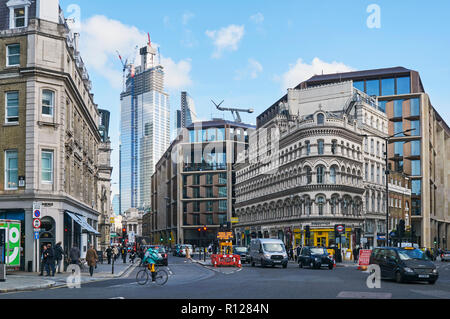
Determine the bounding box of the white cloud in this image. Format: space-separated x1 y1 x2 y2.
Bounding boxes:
250 12 264 24
205 24 245 58
78 15 192 90
161 57 192 89
235 58 263 80
279 57 356 90
182 11 195 25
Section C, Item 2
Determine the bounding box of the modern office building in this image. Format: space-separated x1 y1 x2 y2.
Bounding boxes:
299 67 450 249
0 0 104 270
150 120 255 246
112 194 120 216
120 41 171 213
235 82 388 249
177 91 197 129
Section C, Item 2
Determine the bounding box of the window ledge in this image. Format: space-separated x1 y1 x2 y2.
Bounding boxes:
37 121 60 128
3 122 19 127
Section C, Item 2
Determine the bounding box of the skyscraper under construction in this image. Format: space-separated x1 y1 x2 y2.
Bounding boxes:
120 41 170 213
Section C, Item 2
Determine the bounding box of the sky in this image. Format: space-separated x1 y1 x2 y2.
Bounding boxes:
59 0 450 197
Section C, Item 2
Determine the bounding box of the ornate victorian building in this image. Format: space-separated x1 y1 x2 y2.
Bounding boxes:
235 81 388 249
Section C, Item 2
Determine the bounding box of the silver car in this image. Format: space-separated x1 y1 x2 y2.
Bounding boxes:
249 238 288 268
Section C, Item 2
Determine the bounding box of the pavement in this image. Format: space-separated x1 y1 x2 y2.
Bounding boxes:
0 259 138 293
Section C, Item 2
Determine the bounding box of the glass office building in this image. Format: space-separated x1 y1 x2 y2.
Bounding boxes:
298 67 450 249
120 47 170 213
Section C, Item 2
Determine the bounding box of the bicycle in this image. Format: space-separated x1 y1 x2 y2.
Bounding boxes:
136 263 168 286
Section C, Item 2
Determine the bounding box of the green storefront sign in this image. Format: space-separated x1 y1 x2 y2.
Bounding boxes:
0 220 21 267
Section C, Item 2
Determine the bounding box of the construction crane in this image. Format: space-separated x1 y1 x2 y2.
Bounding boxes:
211 100 254 123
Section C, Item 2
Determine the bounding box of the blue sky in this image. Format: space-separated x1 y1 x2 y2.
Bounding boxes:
59 0 450 196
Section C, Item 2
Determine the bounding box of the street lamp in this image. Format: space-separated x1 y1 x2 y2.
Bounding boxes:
360 128 414 247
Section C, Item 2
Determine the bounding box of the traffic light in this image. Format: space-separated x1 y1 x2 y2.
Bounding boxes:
203 226 207 232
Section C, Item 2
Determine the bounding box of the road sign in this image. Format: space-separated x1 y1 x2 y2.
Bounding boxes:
110 217 115 224
358 249 372 269
33 219 41 229
231 217 239 224
33 209 41 219
34 231 39 240
128 231 135 244
217 232 234 240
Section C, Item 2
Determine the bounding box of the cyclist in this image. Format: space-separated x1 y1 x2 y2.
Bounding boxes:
142 247 162 281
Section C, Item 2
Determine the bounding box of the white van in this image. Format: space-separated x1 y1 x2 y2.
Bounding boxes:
249 239 288 268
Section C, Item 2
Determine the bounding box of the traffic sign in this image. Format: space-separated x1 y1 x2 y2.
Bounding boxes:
33 219 41 229
33 209 41 219
34 231 39 240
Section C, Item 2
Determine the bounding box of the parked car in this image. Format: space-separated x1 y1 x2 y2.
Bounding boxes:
298 246 334 270
148 245 168 266
249 239 288 268
440 251 450 262
233 246 249 264
369 247 438 284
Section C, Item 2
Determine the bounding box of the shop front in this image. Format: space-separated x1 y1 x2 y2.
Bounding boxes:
0 210 25 271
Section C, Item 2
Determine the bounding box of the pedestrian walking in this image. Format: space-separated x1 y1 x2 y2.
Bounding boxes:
296 246 301 262
54 242 64 273
69 245 81 265
86 245 98 277
45 243 56 276
353 246 359 263
121 246 127 263
106 246 112 264
113 245 119 261
39 245 47 276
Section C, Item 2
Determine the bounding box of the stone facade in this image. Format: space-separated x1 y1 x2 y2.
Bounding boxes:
235 82 388 250
0 1 109 271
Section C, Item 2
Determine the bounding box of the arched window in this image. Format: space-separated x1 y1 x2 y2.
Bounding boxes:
317 165 325 184
305 167 312 184
317 196 325 215
305 198 311 215
330 197 338 214
317 113 325 125
330 166 337 184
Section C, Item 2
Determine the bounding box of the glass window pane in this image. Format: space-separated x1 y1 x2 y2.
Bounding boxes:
353 81 365 92
396 77 411 94
5 151 18 189
378 101 386 113
410 120 420 136
411 160 421 176
366 79 380 96
410 140 421 156
394 142 404 156
394 100 403 117
8 44 20 55
411 180 421 196
410 98 420 117
394 121 404 136
217 128 225 140
381 78 395 96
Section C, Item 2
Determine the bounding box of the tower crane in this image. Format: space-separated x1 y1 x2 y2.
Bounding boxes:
211 100 254 123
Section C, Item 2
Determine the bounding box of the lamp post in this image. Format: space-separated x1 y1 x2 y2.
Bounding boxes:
360 128 414 247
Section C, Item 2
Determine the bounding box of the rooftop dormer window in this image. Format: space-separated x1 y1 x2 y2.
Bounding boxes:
7 0 31 29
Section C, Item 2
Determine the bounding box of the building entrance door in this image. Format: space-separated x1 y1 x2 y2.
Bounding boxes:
315 233 328 247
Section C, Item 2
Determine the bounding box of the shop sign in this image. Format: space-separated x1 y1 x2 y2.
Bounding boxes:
0 220 21 267
217 232 234 240
293 228 301 233
18 176 25 187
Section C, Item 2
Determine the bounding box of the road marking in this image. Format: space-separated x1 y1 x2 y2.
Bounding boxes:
410 289 450 299
337 291 392 299
109 297 125 299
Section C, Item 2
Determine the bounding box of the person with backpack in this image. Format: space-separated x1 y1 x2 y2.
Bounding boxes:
54 242 64 273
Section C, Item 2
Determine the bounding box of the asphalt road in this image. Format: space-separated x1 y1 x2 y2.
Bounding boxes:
1 256 450 299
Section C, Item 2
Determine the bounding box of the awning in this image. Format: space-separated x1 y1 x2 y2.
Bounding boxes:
66 211 100 235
